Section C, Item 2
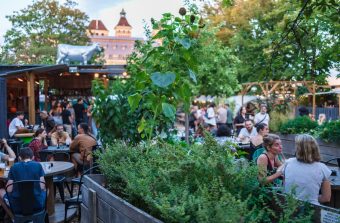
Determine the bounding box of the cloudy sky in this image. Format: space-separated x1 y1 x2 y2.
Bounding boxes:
0 0 208 44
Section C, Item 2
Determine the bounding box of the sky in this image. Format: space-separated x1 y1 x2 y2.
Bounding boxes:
0 0 207 44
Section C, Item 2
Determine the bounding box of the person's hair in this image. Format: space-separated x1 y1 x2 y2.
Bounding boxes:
34 128 45 137
244 119 253 124
261 104 267 108
263 134 280 151
225 103 230 107
295 134 320 163
56 124 64 129
78 122 89 134
239 106 246 115
216 124 231 137
77 98 83 103
19 147 34 160
16 111 24 116
256 123 267 133
209 102 215 108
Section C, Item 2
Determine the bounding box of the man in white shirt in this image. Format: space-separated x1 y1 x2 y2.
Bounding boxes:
8 112 28 137
254 104 270 126
238 119 257 142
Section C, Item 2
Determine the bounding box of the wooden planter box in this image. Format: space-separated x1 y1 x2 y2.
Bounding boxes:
279 134 340 164
81 174 163 223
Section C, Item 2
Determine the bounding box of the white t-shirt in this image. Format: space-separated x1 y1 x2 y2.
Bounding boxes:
8 117 24 137
204 107 216 126
283 158 331 205
238 127 257 141
254 112 270 125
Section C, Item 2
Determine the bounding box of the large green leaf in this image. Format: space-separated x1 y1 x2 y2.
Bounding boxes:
162 103 176 120
175 37 191 49
151 72 176 88
128 93 142 112
188 69 197 84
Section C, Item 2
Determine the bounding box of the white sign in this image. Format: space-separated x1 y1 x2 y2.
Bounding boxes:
321 209 340 223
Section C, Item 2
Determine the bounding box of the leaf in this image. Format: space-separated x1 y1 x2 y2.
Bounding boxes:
162 103 176 120
138 117 146 133
175 37 191 49
188 69 197 84
151 72 176 88
128 93 142 112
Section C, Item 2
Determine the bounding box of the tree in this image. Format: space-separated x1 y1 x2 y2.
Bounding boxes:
2 0 90 64
204 0 339 84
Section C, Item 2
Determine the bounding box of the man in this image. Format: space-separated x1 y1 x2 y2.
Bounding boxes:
51 124 72 146
40 110 55 136
70 123 97 172
216 104 227 127
254 104 270 126
238 119 257 142
73 98 85 127
0 148 46 214
61 102 73 137
8 112 28 138
0 139 16 161
225 103 234 130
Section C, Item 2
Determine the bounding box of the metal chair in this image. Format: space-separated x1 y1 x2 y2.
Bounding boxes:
5 180 48 223
52 152 71 202
64 165 99 222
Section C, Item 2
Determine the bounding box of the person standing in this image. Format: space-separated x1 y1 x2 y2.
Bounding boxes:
254 104 270 126
61 102 73 137
39 111 55 137
225 103 234 130
8 112 28 138
234 106 248 136
73 98 85 128
216 104 227 128
204 103 216 127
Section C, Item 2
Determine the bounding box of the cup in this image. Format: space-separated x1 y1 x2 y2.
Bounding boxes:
8 158 15 167
44 163 52 173
0 163 5 177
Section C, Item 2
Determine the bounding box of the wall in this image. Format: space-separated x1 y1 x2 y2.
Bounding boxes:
0 78 7 138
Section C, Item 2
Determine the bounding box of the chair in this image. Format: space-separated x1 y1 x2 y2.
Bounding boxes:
52 152 71 202
325 158 340 167
5 180 48 223
64 165 99 222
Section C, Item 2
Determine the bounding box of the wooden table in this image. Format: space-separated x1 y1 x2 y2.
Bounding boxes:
14 133 34 144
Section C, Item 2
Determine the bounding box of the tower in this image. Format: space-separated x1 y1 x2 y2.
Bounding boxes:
114 9 132 37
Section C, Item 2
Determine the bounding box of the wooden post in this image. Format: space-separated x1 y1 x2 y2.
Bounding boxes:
27 72 36 124
44 79 49 111
312 84 316 118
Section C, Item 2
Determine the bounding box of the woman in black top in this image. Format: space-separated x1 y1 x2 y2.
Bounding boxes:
234 106 247 135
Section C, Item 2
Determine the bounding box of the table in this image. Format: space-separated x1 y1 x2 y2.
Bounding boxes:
328 166 340 208
14 133 34 144
40 146 70 162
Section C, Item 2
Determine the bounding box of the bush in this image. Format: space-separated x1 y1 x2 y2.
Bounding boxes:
318 120 340 143
269 111 292 133
279 116 318 134
98 135 313 222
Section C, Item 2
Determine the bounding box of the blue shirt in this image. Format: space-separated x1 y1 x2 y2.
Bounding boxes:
7 161 46 214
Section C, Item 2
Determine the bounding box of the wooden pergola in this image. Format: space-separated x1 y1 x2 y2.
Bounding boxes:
239 80 340 117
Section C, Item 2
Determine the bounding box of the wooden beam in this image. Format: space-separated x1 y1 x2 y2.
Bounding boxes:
27 72 35 124
268 82 280 94
312 84 316 118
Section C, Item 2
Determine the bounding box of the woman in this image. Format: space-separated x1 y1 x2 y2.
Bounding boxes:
250 123 269 161
49 102 63 125
28 128 48 162
234 106 247 135
283 134 331 205
257 134 284 185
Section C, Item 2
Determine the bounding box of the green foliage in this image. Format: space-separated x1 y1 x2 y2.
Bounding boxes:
2 0 92 64
279 116 318 134
91 79 142 144
269 111 292 133
318 120 340 143
98 138 313 222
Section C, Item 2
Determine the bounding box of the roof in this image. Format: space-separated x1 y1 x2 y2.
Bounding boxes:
115 9 131 27
88 20 108 31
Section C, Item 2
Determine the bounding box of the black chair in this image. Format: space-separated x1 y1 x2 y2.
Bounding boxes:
325 158 340 167
52 152 72 202
64 165 99 222
5 180 48 223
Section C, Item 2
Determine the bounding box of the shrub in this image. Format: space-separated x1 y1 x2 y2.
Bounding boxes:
269 111 292 133
279 116 318 134
98 135 313 222
318 120 340 143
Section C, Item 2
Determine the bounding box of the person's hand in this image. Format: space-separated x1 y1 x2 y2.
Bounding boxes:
24 119 29 126
276 164 285 174
2 139 7 145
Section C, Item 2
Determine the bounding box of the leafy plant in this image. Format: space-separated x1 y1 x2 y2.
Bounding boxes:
279 116 318 134
269 110 293 133
318 120 340 143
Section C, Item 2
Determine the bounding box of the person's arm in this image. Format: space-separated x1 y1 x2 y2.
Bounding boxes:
257 155 282 184
5 180 13 193
69 136 79 152
51 134 57 146
40 176 46 190
1 139 16 160
318 180 331 203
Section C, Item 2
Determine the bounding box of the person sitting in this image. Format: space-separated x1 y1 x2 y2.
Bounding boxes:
249 123 269 161
216 124 231 137
51 124 71 146
0 148 46 214
317 113 326 125
257 134 284 185
237 119 257 143
0 139 16 162
39 111 55 137
8 112 29 138
283 134 331 205
70 123 97 172
28 128 48 162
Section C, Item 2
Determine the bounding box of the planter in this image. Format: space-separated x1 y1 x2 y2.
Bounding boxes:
278 134 340 164
81 174 163 223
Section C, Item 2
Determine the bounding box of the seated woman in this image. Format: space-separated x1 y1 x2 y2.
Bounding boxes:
257 134 284 185
70 123 97 173
28 128 48 162
250 123 269 160
283 134 331 205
